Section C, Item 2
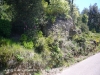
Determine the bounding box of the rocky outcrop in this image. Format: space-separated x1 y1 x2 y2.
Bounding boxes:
43 17 76 40
42 17 77 52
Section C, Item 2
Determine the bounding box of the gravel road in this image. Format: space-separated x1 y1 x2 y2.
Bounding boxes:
56 53 100 75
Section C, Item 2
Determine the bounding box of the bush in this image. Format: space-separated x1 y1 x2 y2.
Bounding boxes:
0 46 14 67
45 0 70 16
0 38 12 46
91 28 96 33
35 37 49 53
15 54 24 62
0 43 35 68
34 72 41 75
23 41 34 49
80 23 89 33
20 34 27 42
37 31 43 38
82 14 88 24
0 19 11 37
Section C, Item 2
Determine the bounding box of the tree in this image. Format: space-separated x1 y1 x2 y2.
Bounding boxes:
0 0 4 5
0 3 12 21
82 14 88 24
44 0 50 4
81 8 89 15
4 0 44 35
3 0 71 36
80 22 89 33
72 5 80 24
88 3 100 32
45 0 70 16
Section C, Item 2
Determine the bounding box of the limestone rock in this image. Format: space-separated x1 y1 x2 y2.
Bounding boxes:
43 17 75 40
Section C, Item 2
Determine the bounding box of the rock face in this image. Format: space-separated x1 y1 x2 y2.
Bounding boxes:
43 17 76 40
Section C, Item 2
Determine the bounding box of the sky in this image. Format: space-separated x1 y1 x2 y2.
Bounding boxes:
74 0 100 13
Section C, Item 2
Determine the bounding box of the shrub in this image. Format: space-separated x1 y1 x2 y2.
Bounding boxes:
0 43 35 68
0 4 12 21
82 14 88 24
15 54 24 62
34 72 41 75
46 39 65 68
0 46 14 67
35 37 48 53
0 19 11 37
0 38 12 46
80 23 89 33
37 31 43 38
20 34 27 42
45 0 70 16
49 51 64 68
23 41 34 49
91 28 96 33
52 43 60 52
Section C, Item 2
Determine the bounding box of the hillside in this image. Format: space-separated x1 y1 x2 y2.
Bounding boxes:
0 0 100 75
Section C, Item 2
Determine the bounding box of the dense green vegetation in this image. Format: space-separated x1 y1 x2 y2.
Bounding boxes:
0 0 100 74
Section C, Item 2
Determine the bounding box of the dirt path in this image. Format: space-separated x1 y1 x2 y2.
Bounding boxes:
56 53 100 75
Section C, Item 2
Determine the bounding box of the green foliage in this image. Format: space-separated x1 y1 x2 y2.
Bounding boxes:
50 51 63 68
33 34 65 68
0 38 12 46
0 19 11 37
76 14 89 33
72 32 100 56
72 5 80 23
47 15 56 23
51 41 61 53
74 35 86 43
35 37 48 53
20 34 27 42
46 39 64 68
15 54 24 62
88 3 100 32
80 23 89 33
46 35 54 45
0 46 14 65
91 28 96 33
82 14 88 23
42 0 71 25
45 0 70 16
34 72 41 75
34 31 52 53
0 0 100 72
0 38 35 67
0 4 12 21
20 34 34 49
4 0 44 36
23 41 34 49
37 31 43 38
